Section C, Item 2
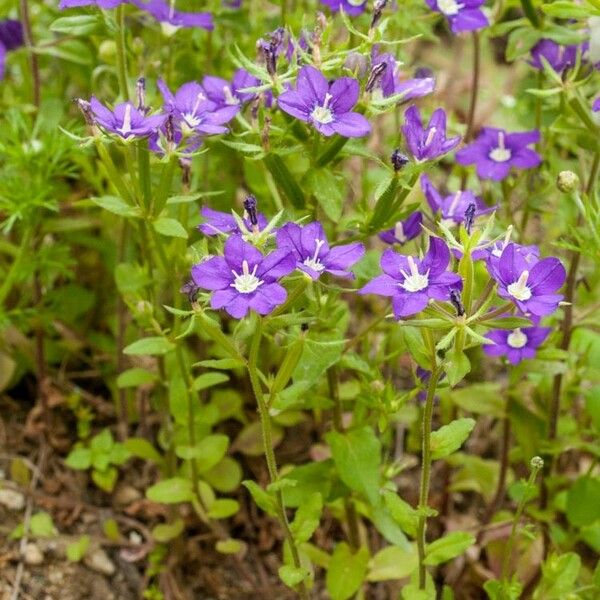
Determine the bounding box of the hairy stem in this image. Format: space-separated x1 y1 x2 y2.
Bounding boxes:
115 5 130 99
19 0 40 108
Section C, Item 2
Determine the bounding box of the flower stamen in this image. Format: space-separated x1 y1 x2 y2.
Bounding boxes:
231 260 264 293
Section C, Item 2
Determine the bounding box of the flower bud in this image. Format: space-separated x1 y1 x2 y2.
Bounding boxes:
370 0 388 30
556 170 580 193
391 149 409 171
98 40 117 64
530 456 544 470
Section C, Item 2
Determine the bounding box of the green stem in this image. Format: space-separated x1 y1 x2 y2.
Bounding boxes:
137 140 153 213
520 0 541 28
464 32 480 144
115 5 130 99
0 227 33 307
416 344 442 590
247 317 309 600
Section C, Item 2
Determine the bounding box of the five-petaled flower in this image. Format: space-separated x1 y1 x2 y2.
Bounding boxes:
319 0 368 17
484 326 551 364
425 0 488 34
456 128 542 181
359 237 462 319
277 65 371 138
379 212 423 245
276 222 365 280
421 174 494 225
402 105 460 162
528 39 579 73
201 69 260 108
158 80 238 135
198 207 268 237
491 243 566 317
90 97 166 139
191 235 296 319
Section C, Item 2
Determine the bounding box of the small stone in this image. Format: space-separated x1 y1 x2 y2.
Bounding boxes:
0 488 25 510
84 548 115 576
23 543 44 565
113 484 141 507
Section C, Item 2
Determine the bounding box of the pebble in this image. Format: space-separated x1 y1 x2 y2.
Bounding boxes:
84 548 116 576
0 488 25 510
23 543 44 565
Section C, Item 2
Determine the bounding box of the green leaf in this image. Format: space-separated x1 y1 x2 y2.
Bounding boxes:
124 438 163 465
152 518 185 543
65 447 92 470
430 418 475 460
242 480 277 516
203 457 242 493
279 565 310 588
382 489 418 537
207 499 240 519
424 531 475 566
541 1 595 18
175 434 229 472
92 466 118 492
66 535 90 562
50 14 101 35
192 372 229 392
30 512 58 538
536 552 581 599
326 427 381 506
153 217 188 239
566 476 600 527
216 538 244 554
445 349 471 387
116 367 157 388
326 543 369 600
195 358 246 370
263 153 305 209
290 492 322 543
146 477 194 504
305 169 344 221
124 336 175 356
367 545 418 581
91 195 137 217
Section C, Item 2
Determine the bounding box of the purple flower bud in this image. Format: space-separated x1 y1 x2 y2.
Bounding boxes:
366 62 387 93
464 202 476 234
243 195 259 227
180 279 200 302
449 289 465 316
74 98 94 127
136 77 147 113
371 0 388 30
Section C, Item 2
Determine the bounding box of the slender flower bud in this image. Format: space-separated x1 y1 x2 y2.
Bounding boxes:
391 149 409 171
464 202 476 234
165 114 175 145
136 77 147 113
74 98 94 127
449 289 465 316
180 157 191 190
366 62 387 93
556 170 580 193
370 0 388 30
414 67 434 79
243 195 259 227
180 279 200 302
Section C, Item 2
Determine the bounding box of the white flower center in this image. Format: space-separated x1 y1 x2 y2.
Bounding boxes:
507 270 532 301
347 0 364 5
437 0 462 16
182 92 207 128
303 239 326 272
393 221 407 243
118 103 133 135
507 328 528 349
400 256 429 292
231 260 264 294
489 131 512 162
311 93 334 124
223 85 239 105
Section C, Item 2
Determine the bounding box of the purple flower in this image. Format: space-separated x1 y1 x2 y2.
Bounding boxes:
529 39 578 73
371 50 435 101
0 19 23 80
191 235 295 319
59 0 126 8
456 128 542 181
276 222 365 280
491 243 566 317
157 80 238 135
483 327 551 365
486 237 539 278
133 0 213 30
89 97 166 139
379 212 423 245
198 207 268 237
319 0 367 17
359 237 462 319
402 105 460 162
202 69 260 108
425 0 488 34
421 174 494 225
277 65 371 138
593 97 600 112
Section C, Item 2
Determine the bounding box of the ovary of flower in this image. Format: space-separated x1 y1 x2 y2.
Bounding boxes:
489 131 512 162
303 239 327 272
437 0 462 15
394 221 407 243
507 270 532 301
400 256 429 292
311 93 334 124
183 92 207 128
223 85 240 105
118 103 132 136
507 328 528 349
231 260 264 293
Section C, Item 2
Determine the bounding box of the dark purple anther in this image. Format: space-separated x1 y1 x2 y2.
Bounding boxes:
74 98 94 127
243 195 259 227
136 77 147 113
366 62 387 93
464 202 476 234
391 149 409 171
449 289 465 316
414 67 434 79
371 0 388 30
180 279 200 302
